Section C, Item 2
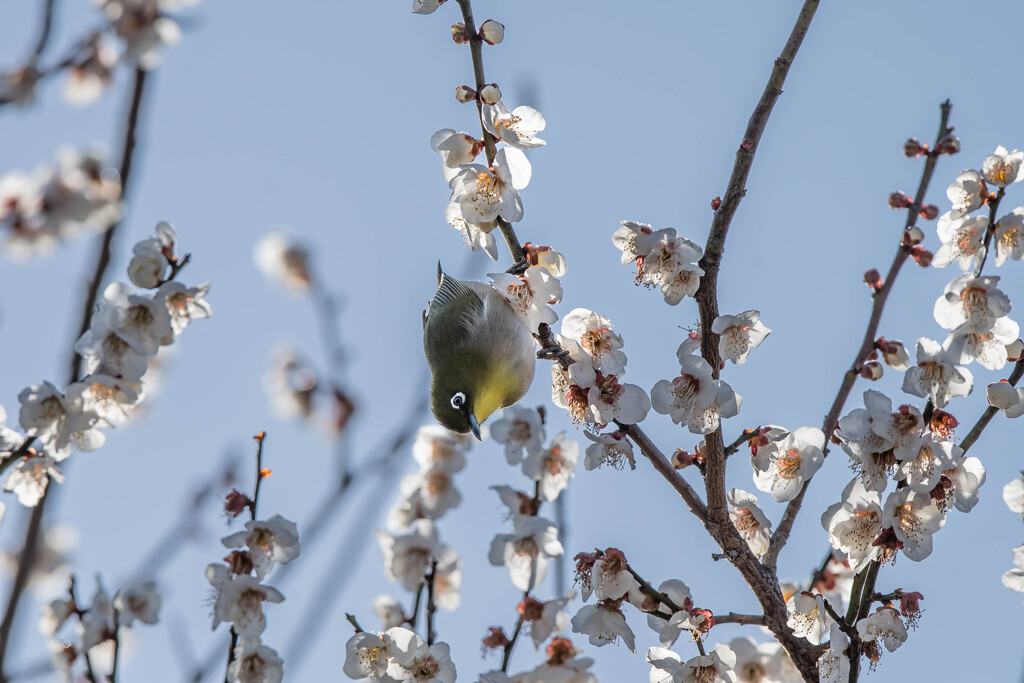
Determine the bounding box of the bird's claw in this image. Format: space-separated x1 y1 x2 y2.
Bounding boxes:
506 258 530 275
536 346 570 361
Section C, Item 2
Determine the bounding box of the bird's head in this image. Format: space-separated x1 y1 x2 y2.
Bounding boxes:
429 354 522 440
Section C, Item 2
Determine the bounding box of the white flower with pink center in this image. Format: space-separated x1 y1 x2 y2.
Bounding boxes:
560 308 628 376
489 516 562 591
522 432 579 502
982 146 1024 187
902 338 973 408
934 274 1011 334
932 213 988 270
490 405 544 465
751 427 825 502
821 478 883 572
570 601 635 653
3 455 64 507
727 489 772 559
430 128 480 181
711 310 771 364
449 147 530 224
946 169 987 218
881 488 945 561
385 627 457 682
483 101 546 150
651 353 717 429
994 209 1024 265
786 591 827 645
489 266 562 333
856 606 908 653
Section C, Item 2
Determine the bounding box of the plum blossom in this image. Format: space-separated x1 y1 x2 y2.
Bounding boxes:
586 548 640 602
881 488 945 561
982 146 1024 187
570 601 635 652
728 636 796 683
727 489 772 558
483 101 546 150
396 466 462 523
646 644 737 683
688 380 742 436
3 455 64 507
79 578 114 651
430 129 480 181
113 580 161 626
489 516 563 591
377 520 442 591
18 382 104 460
651 353 717 429
222 515 301 579
560 308 627 376
583 430 636 471
994 209 1024 265
449 147 530 224
412 0 445 14
64 38 118 105
786 592 827 645
444 200 499 260
821 479 882 572
343 631 392 679
1003 474 1024 519
228 636 284 683
567 361 651 425
816 625 850 683
490 406 544 465
856 606 908 654
932 214 987 270
612 220 653 264
206 566 284 636
489 267 562 333
901 338 973 408
529 591 574 647
254 232 311 291
385 627 457 682
934 274 1019 370
644 579 692 648
637 228 705 305
946 170 987 218
157 281 212 334
519 641 596 683
522 432 579 502
751 427 825 502
898 434 957 493
943 452 986 512
1002 544 1024 600
711 311 771 364
411 425 470 474
66 375 141 428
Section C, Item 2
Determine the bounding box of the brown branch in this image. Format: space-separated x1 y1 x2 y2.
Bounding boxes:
452 0 525 267
624 562 683 614
711 612 767 627
766 100 954 571
617 423 707 525
724 428 761 457
960 360 1024 453
0 66 151 679
499 481 542 673
108 609 121 683
31 0 58 60
425 560 438 646
697 0 819 554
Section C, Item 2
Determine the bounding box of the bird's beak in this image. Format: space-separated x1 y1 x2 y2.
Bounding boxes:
467 411 482 441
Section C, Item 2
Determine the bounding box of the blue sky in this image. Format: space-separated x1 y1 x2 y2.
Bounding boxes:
1 0 1023 680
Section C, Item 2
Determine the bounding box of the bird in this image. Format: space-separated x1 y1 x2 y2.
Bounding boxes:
423 264 536 439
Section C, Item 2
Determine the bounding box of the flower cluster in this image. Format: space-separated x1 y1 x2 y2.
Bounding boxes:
612 221 705 305
2 223 209 509
0 148 121 259
652 337 742 436
207 480 299 683
42 576 162 680
1003 474 1024 603
551 308 651 427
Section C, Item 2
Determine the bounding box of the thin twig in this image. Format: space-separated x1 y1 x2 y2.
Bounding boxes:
624 563 683 614
345 613 364 633
32 0 59 59
766 100 954 571
109 609 121 683
425 560 438 646
711 612 766 627
66 577 98 683
723 428 761 457
821 599 855 639
248 432 267 521
500 483 542 673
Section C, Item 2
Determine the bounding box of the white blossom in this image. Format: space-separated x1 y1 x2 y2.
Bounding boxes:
946 170 986 218
490 405 544 465
385 627 457 682
881 488 945 561
449 147 530 224
3 455 64 507
1002 544 1024 600
786 591 827 645
207 566 285 636
945 452 986 512
571 602 635 653
222 515 301 579
1003 474 1024 518
522 432 579 502
816 625 850 683
411 425 470 474
932 213 987 270
113 580 161 626
157 281 212 334
560 308 628 376
994 209 1024 265
483 102 546 150
645 579 692 648
18 382 103 460
856 606 908 653
651 353 717 430
488 516 562 591
582 430 636 471
430 128 480 181
647 644 737 683
254 232 311 291
530 591 574 647
711 310 771 364
228 636 284 683
727 489 772 558
751 427 825 502
377 520 442 592
902 338 973 408
373 595 406 630
489 267 562 333
982 146 1024 187
343 631 392 679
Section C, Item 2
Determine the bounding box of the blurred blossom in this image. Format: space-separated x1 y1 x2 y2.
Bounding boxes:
254 232 312 291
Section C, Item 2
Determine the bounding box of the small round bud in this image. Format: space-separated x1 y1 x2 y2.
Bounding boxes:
864 269 883 291
454 85 477 103
934 134 960 155
479 19 504 45
451 22 470 44
1006 338 1024 362
987 380 1021 410
919 204 939 220
910 245 933 267
482 627 510 649
903 225 925 246
711 196 722 211
479 83 501 105
671 448 695 469
889 191 913 209
903 138 926 157
859 361 884 380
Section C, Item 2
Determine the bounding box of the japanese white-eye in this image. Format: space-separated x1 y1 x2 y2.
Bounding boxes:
423 264 535 439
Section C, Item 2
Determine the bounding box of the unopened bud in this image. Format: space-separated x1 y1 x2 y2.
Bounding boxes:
224 489 251 517
859 361 884 380
482 627 510 649
864 269 883 291
910 245 933 267
671 448 695 469
889 191 913 209
903 225 925 246
450 22 470 43
903 138 926 157
711 196 722 211
454 85 477 103
919 204 939 220
877 338 909 370
479 19 504 45
479 83 501 105
1006 339 1024 362
934 134 960 155
987 380 1021 410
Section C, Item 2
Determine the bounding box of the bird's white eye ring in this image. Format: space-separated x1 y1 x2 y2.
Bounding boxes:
450 392 466 410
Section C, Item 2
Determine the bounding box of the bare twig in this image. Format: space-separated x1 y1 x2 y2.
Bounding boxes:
425 561 439 646
109 609 121 683
723 428 761 457
711 612 766 627
32 0 59 60
766 100 954 571
624 562 683 614
345 613 364 634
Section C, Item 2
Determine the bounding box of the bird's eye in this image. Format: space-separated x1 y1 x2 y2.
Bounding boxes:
450 392 466 410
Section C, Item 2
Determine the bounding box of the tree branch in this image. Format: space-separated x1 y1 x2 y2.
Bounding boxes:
766 100 954 570
960 360 1024 453
617 423 707 525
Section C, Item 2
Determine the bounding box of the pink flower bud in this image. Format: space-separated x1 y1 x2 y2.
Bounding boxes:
479 83 501 105
451 22 470 44
919 204 939 220
864 269 883 291
1006 339 1024 362
454 85 477 103
479 19 504 45
889 191 913 209
934 135 960 155
987 380 1020 410
902 225 924 246
711 196 722 211
910 246 933 267
671 448 695 469
859 361 883 380
224 489 251 517
903 138 926 157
